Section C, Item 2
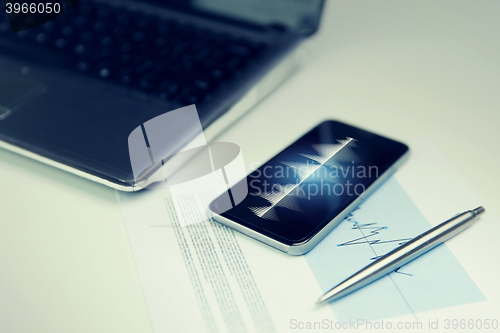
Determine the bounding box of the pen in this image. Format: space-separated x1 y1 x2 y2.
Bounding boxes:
317 206 486 305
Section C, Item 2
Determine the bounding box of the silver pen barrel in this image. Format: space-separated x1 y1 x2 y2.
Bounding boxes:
317 206 485 304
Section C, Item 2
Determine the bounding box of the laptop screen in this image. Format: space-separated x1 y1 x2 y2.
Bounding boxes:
160 0 324 35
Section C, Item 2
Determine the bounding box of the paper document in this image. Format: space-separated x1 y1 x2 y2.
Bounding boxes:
305 178 484 322
118 140 499 332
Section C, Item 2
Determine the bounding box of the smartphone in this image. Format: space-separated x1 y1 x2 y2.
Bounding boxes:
209 120 409 255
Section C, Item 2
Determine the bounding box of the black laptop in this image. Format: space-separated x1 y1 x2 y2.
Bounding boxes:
0 0 324 191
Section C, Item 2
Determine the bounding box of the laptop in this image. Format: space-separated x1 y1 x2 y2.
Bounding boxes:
0 0 324 191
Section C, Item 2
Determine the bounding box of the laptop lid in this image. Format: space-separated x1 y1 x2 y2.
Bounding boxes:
148 0 325 35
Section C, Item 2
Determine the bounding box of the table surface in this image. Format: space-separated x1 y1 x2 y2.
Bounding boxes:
1 1 499 332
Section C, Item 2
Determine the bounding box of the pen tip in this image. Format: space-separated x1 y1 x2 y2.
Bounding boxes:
316 296 326 305
473 206 485 218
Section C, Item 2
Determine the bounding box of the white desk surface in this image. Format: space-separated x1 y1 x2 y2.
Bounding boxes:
1 1 499 332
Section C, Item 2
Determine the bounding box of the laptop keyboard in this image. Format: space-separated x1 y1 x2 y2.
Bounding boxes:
0 1 267 105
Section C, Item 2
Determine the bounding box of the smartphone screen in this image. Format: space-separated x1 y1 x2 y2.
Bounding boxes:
210 120 408 246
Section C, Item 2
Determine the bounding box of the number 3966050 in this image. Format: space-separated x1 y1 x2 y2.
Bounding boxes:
6 2 61 14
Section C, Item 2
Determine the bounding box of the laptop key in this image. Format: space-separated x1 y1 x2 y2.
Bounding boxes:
226 44 252 57
101 36 113 47
74 44 87 54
